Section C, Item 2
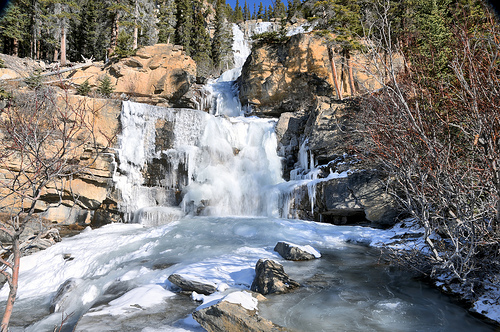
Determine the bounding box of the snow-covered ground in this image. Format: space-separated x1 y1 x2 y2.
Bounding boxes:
1 217 496 331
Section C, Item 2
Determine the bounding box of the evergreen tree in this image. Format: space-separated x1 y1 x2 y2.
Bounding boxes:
212 0 233 74
68 0 107 61
98 75 114 97
191 0 212 75
257 2 264 19
157 0 176 44
0 1 29 56
314 0 364 97
411 0 453 78
175 0 194 54
234 0 243 21
125 0 157 49
253 3 256 19
267 5 273 20
49 0 80 65
273 0 286 18
243 0 251 21
105 0 131 56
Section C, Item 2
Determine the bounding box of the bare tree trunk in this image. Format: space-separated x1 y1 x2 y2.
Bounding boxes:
60 26 67 66
53 48 59 62
328 46 342 100
0 237 20 332
133 0 138 49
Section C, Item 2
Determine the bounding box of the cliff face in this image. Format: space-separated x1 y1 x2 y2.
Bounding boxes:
68 44 199 107
239 33 399 226
0 94 122 226
238 33 385 117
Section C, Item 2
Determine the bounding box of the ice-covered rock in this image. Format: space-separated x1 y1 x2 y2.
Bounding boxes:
274 241 321 261
168 273 217 295
192 300 288 332
250 259 299 295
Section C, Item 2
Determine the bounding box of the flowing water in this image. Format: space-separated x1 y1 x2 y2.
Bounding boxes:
0 24 497 331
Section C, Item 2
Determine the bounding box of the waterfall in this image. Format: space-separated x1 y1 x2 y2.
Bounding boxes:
114 23 285 223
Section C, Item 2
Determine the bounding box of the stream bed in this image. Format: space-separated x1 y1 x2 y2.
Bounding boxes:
1 216 495 331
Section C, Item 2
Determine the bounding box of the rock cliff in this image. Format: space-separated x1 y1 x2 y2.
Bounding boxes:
239 33 400 226
67 44 199 107
238 32 385 117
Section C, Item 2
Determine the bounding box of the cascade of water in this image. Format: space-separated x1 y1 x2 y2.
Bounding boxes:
113 102 206 222
111 22 286 223
199 24 251 117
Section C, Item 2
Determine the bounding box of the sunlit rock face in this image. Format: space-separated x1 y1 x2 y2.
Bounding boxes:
69 44 198 107
238 33 388 117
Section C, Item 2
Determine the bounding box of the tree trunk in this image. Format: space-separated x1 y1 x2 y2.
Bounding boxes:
60 26 67 66
328 46 342 100
53 48 59 62
12 39 19 57
0 237 20 332
346 52 355 96
133 0 138 49
109 12 121 55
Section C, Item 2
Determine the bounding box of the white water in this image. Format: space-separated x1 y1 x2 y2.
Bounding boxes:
114 101 283 222
0 21 495 332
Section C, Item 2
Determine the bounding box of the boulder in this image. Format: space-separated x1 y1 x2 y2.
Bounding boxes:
107 44 196 106
167 273 217 295
251 259 299 295
274 241 320 261
192 300 287 332
315 170 399 227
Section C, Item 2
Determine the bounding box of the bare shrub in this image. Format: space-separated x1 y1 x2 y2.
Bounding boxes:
0 84 107 331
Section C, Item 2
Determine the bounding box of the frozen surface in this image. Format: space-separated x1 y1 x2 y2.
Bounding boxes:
0 217 495 331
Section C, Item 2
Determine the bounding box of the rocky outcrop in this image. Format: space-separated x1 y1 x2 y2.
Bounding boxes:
238 32 400 226
193 300 288 332
68 44 199 107
274 241 320 261
316 170 399 227
239 33 390 117
168 273 217 295
0 94 122 225
251 259 299 295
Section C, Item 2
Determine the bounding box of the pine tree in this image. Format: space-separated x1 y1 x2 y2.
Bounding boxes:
273 0 286 18
175 0 194 55
234 0 243 21
69 0 107 61
47 0 80 65
212 0 233 74
0 1 28 56
267 5 273 20
105 0 131 56
243 0 251 21
411 0 453 79
157 0 177 44
253 3 256 19
257 2 264 19
191 0 212 75
98 75 114 97
313 0 364 97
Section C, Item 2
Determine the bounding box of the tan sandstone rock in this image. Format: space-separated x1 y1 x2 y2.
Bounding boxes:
239 32 398 116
